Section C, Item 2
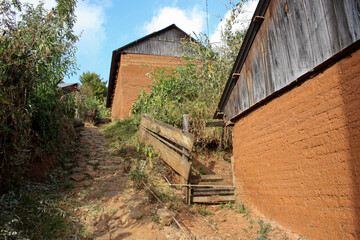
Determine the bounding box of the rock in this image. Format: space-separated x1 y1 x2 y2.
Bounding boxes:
84 171 98 178
74 118 84 128
108 219 121 229
105 182 124 191
157 208 173 226
95 232 111 240
70 173 86 182
88 160 99 165
129 209 143 220
70 167 83 173
104 191 121 197
86 165 94 172
95 219 108 231
78 162 86 167
111 229 131 240
82 180 92 187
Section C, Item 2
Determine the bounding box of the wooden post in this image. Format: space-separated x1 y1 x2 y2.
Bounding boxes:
75 95 79 119
182 114 190 203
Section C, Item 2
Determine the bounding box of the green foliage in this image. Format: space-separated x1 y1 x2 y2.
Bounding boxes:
0 186 74 240
129 167 147 189
79 71 107 100
77 72 109 120
103 118 139 149
255 220 272 240
0 0 78 192
131 2 247 148
198 208 214 216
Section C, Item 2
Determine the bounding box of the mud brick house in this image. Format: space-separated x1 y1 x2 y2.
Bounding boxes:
214 0 360 239
106 24 190 120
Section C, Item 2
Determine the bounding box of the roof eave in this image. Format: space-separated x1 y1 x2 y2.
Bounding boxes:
213 0 271 119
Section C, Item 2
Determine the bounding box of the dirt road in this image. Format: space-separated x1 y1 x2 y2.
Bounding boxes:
67 124 296 240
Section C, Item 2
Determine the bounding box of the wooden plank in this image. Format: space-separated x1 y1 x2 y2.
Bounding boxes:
192 189 234 196
141 114 194 151
205 121 225 127
198 180 233 186
140 126 191 158
192 195 235 203
200 175 232 181
302 0 332 66
139 127 191 180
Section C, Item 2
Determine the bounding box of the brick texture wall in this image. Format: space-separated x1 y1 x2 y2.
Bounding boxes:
233 48 360 239
111 53 185 120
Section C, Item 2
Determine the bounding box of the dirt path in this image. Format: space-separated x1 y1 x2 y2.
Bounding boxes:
67 124 296 240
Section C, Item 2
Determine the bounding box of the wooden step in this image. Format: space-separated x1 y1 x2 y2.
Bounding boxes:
192 195 235 203
197 180 233 186
199 174 232 181
192 188 234 196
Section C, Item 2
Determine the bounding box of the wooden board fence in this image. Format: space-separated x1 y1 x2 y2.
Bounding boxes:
139 114 194 181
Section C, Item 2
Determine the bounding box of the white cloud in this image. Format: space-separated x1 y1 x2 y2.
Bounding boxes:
73 1 107 56
144 6 205 36
210 0 259 44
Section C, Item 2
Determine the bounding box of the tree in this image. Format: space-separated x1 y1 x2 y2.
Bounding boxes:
0 0 78 192
79 71 107 100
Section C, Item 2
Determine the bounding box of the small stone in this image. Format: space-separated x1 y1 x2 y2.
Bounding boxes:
88 160 99 165
157 208 173 226
95 219 108 231
85 171 98 178
108 219 121 229
70 173 86 182
70 167 83 173
129 209 143 220
82 181 92 187
86 165 95 172
104 191 121 197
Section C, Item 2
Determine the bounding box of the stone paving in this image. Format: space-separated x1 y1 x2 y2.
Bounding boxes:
68 124 171 240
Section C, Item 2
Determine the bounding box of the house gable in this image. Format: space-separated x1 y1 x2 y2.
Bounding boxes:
106 24 191 109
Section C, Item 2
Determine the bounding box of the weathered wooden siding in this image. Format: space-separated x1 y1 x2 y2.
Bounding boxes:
123 29 186 57
223 0 360 121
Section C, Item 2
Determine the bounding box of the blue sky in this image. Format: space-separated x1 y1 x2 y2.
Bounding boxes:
24 0 259 84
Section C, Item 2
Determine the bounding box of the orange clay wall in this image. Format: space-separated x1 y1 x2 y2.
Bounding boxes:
233 48 360 239
111 53 184 120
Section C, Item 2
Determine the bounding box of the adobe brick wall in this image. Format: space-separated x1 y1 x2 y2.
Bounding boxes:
111 53 184 120
233 48 360 239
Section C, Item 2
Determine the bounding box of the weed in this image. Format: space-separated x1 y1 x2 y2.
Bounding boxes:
255 220 272 240
219 203 225 209
63 180 76 190
298 236 308 240
198 208 214 216
226 201 234 209
152 215 160 223
129 167 148 189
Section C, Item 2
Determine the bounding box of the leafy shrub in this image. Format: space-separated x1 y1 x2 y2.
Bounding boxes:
131 2 248 149
0 0 78 192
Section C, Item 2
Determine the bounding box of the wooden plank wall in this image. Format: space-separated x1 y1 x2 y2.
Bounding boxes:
224 0 360 121
123 29 186 57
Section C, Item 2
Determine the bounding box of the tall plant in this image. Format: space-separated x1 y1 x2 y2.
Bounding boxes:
0 0 78 191
132 2 248 148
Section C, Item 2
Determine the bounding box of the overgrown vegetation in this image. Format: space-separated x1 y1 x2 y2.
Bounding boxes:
131 1 248 149
0 0 78 192
75 71 110 121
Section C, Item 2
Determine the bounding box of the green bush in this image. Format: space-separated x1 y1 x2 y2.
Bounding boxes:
0 0 78 192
